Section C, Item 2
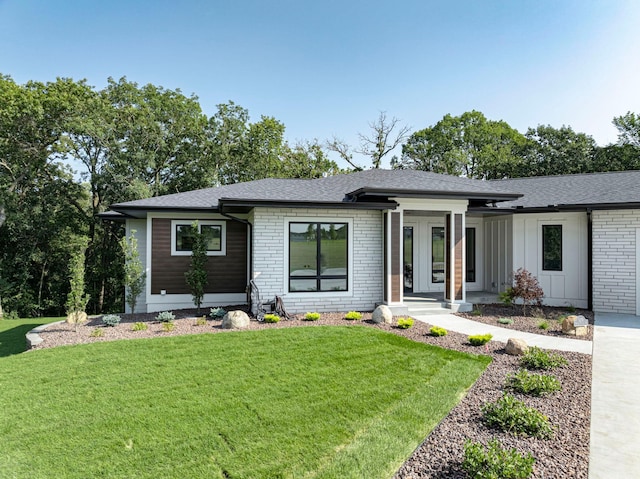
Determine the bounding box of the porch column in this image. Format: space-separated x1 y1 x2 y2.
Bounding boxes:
444 212 471 311
383 210 403 306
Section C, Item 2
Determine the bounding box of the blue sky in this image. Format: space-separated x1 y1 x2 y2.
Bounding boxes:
1 0 639 168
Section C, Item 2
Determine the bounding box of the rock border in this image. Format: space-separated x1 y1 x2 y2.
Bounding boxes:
26 320 65 349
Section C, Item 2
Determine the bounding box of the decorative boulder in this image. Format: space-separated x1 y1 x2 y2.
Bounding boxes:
222 310 250 329
66 311 88 324
562 315 588 336
372 305 393 324
505 338 529 356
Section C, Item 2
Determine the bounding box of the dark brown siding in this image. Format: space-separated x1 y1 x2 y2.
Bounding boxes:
151 219 247 294
391 212 401 302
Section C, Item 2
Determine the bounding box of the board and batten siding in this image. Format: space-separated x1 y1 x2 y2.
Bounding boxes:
592 209 640 315
151 218 247 295
125 219 148 313
512 212 588 308
251 208 383 313
483 215 513 294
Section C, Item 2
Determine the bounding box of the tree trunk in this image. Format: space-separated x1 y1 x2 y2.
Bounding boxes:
37 260 48 317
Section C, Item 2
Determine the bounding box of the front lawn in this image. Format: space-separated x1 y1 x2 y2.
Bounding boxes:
0 317 63 357
0 326 490 478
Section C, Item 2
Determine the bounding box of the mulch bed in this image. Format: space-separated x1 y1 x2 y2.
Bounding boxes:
32 307 592 478
457 303 594 341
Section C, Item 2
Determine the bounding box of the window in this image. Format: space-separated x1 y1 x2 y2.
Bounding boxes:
542 225 562 271
432 227 445 283
171 220 226 256
289 222 348 292
466 227 476 283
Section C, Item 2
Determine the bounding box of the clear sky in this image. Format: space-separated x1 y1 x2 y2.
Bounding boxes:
1 0 639 168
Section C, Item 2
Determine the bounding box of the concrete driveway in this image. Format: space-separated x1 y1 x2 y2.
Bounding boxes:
589 313 640 479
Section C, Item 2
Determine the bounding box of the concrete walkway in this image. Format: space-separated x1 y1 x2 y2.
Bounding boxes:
589 313 640 479
411 312 593 354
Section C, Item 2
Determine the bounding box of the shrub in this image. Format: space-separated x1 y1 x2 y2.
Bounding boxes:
566 305 577 313
131 322 148 331
499 287 515 306
90 328 104 338
462 439 535 479
344 311 362 321
497 317 514 325
263 313 280 323
510 268 544 316
210 307 227 319
304 312 321 321
468 333 492 346
470 306 483 316
520 346 567 371
396 317 414 329
506 369 561 397
101 314 121 327
195 316 208 326
482 393 554 439
162 321 175 332
156 311 175 322
537 320 549 330
430 326 448 337
3 311 19 320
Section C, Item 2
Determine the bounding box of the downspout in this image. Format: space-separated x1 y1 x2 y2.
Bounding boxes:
218 201 253 301
587 209 593 311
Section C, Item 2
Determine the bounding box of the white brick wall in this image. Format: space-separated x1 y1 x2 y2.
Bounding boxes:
252 208 383 313
592 209 640 314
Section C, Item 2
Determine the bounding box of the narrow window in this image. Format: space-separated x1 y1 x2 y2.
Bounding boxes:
403 226 413 293
175 224 196 252
542 225 562 271
201 224 222 252
432 227 445 283
289 222 348 292
466 227 476 283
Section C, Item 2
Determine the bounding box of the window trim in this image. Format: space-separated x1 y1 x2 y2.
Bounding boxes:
284 217 354 297
170 220 227 256
542 224 563 271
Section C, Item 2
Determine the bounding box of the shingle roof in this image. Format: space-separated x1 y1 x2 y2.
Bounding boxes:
109 169 521 214
491 170 640 209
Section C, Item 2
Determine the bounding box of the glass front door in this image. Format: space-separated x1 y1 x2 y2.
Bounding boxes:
403 226 413 292
431 227 445 284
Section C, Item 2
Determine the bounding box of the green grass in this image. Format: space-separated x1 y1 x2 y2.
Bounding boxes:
0 326 490 479
0 317 63 357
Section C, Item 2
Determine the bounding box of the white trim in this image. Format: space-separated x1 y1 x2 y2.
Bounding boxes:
461 213 466 303
145 293 247 314
636 228 640 316
386 211 392 303
282 216 354 298
170 220 227 257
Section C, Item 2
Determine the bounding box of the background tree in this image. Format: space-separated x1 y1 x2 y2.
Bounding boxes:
613 111 640 147
120 230 146 314
280 140 341 178
185 222 208 313
357 111 410 169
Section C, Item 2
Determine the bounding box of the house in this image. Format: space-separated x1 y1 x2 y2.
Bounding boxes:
106 169 640 317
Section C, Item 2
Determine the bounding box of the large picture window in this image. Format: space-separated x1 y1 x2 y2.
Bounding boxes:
542 224 562 271
289 222 348 292
171 220 226 256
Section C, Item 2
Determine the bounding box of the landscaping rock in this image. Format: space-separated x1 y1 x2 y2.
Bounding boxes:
372 305 393 324
66 311 88 324
505 338 528 355
222 310 250 329
562 315 589 336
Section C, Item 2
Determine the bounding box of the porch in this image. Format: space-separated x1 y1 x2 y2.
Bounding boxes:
404 291 501 315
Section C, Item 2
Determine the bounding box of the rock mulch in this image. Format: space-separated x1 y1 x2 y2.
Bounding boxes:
458 303 594 341
32 308 591 478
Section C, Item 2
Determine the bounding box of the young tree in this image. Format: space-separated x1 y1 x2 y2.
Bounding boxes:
120 230 146 314
184 222 208 313
66 237 90 332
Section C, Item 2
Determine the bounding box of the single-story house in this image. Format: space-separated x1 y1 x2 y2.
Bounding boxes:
105 169 640 317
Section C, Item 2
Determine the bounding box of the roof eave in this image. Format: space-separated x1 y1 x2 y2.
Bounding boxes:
348 187 522 202
218 198 399 210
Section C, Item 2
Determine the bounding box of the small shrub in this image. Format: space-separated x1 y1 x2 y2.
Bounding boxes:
531 307 546 319
101 314 121 327
520 346 567 370
3 311 19 320
210 307 226 319
162 321 175 332
537 320 550 330
90 328 104 338
470 305 483 316
510 268 544 316
497 317 514 325
482 393 554 439
506 369 561 396
195 316 208 326
462 439 535 479
156 311 175 322
344 311 362 321
499 287 514 306
556 314 568 323
396 317 414 329
263 313 280 323
131 322 148 331
304 312 321 321
430 326 448 337
468 333 492 346
463 439 534 479
566 305 577 313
